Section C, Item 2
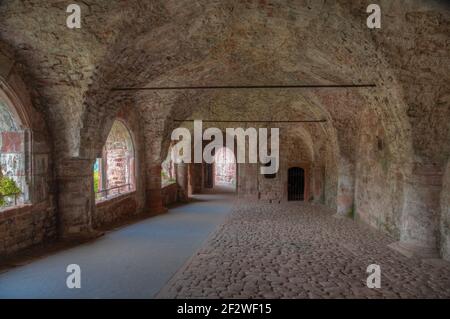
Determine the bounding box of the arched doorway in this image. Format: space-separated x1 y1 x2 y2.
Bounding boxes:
161 143 176 187
214 147 236 191
288 167 305 201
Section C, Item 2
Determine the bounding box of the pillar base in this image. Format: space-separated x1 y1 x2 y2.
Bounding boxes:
148 204 168 215
60 229 104 243
177 190 189 203
146 187 167 215
388 241 439 259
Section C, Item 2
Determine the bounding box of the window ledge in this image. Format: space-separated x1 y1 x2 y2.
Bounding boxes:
95 191 136 206
0 203 34 219
161 182 177 189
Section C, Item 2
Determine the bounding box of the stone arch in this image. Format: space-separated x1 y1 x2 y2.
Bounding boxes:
287 166 307 201
161 142 176 187
0 49 55 255
281 129 315 202
213 145 237 189
3 1 446 258
0 80 31 129
91 106 146 229
0 79 31 206
75 0 450 261
94 119 136 200
61 1 415 220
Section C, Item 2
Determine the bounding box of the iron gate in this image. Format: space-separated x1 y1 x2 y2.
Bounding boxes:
288 167 305 201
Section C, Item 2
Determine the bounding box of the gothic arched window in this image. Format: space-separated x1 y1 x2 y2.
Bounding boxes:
0 87 30 209
93 120 135 202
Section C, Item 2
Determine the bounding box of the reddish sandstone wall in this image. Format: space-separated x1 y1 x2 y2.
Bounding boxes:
0 49 56 257
238 130 317 203
93 193 138 228
354 109 407 238
0 202 56 255
91 106 146 229
162 183 178 206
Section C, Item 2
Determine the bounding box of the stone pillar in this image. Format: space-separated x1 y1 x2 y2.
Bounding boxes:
146 164 167 215
391 163 442 258
336 157 355 217
176 163 189 202
57 158 99 239
193 163 203 194
188 163 195 196
304 164 311 202
238 163 259 199
129 156 136 189
313 166 325 203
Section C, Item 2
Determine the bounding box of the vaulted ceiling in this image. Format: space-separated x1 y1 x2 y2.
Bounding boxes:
0 0 448 166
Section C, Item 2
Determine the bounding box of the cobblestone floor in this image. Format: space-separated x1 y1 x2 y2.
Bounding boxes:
158 201 450 299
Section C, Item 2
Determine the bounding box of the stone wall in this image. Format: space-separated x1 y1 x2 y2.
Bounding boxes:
441 160 450 261
324 144 338 210
0 0 448 260
0 49 55 257
93 193 138 229
192 163 203 194
238 130 318 203
237 163 259 199
91 106 146 229
161 183 178 206
0 202 56 256
354 109 405 237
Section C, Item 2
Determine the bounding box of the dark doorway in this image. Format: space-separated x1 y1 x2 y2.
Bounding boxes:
204 163 214 188
288 167 305 201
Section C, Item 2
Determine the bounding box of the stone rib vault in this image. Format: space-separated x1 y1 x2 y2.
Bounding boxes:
0 0 449 299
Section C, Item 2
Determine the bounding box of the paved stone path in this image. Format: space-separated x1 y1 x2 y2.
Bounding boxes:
158 201 450 299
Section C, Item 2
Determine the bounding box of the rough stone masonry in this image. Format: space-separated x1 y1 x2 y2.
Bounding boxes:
0 0 448 294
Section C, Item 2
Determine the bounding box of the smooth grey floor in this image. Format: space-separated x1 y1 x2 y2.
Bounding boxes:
0 188 235 299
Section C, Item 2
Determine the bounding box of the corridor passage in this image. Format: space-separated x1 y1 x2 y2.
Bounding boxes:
0 190 234 299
